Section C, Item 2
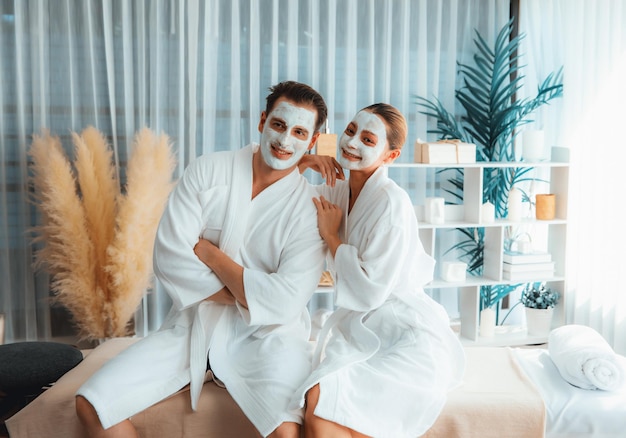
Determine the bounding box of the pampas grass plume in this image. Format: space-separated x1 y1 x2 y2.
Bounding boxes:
29 127 176 340
72 128 118 302
105 128 176 336
29 130 106 339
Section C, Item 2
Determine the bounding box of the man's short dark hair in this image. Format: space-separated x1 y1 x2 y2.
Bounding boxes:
265 81 328 133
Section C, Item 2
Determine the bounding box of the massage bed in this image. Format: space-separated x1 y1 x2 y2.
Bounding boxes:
6 334 626 437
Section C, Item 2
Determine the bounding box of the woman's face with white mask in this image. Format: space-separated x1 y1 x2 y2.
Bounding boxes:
337 110 389 171
259 99 317 170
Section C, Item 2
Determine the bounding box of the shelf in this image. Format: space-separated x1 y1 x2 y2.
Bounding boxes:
459 325 549 347
310 148 569 347
315 277 565 295
417 217 567 229
426 275 566 289
389 160 569 169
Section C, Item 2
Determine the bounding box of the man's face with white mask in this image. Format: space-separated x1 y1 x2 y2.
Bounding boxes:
337 110 389 171
258 99 317 170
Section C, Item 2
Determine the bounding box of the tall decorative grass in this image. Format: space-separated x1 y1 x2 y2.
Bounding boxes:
29 127 176 340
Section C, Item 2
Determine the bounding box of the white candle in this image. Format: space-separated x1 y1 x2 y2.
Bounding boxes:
425 197 445 224
508 187 523 222
481 202 495 223
522 129 545 161
480 307 496 337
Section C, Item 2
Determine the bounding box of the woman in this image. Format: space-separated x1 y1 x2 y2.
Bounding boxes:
294 103 465 438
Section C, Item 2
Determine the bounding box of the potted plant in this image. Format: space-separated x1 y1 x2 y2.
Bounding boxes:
521 282 559 335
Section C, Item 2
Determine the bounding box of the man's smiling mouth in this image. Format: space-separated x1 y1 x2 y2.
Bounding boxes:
272 144 293 158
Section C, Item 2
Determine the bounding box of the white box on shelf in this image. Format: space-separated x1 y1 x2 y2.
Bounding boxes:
503 269 555 281
414 138 476 164
503 261 555 273
441 261 468 282
455 141 477 163
503 251 552 264
414 140 457 163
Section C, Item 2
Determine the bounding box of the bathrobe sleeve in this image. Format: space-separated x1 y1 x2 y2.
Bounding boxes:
313 182 343 204
333 191 432 311
153 154 227 310
242 243 325 326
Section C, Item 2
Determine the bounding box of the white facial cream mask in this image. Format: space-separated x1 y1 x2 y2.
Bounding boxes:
337 110 388 170
260 101 316 170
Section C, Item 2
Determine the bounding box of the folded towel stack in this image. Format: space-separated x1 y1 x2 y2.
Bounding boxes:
548 324 626 391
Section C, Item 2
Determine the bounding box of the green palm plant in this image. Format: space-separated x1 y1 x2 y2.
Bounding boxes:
416 18 563 312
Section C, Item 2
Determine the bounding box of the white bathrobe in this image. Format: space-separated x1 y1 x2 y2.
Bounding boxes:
290 167 465 438
77 144 326 436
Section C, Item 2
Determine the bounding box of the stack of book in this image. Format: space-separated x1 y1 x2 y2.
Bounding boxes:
502 251 555 281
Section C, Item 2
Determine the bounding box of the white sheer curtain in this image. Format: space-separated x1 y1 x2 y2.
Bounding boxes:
0 0 508 344
519 0 626 354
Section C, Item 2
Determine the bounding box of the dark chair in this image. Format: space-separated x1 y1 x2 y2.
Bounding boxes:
0 341 83 435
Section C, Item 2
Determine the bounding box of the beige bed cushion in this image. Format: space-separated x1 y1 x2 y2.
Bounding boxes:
423 347 546 438
7 339 545 438
6 337 258 438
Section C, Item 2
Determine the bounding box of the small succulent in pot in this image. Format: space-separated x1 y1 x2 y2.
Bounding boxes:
521 283 559 309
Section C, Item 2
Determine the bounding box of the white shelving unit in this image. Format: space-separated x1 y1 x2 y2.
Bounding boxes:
388 147 569 347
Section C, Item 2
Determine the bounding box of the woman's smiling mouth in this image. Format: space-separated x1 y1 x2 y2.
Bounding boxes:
341 148 361 160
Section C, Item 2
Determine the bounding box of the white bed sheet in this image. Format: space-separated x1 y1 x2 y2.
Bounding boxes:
512 348 626 438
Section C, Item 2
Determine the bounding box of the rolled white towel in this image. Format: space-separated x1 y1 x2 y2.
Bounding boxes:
548 324 626 391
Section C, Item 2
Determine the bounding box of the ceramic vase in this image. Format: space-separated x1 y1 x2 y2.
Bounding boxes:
525 307 554 336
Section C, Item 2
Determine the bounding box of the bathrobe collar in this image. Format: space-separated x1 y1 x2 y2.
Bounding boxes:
348 166 388 215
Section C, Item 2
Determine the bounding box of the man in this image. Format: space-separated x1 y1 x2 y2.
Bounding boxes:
76 81 332 438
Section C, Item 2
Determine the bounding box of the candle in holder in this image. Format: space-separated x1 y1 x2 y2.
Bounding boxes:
536 194 556 220
507 187 523 222
522 129 545 161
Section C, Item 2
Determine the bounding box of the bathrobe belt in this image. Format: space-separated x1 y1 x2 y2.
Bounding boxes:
189 302 213 410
